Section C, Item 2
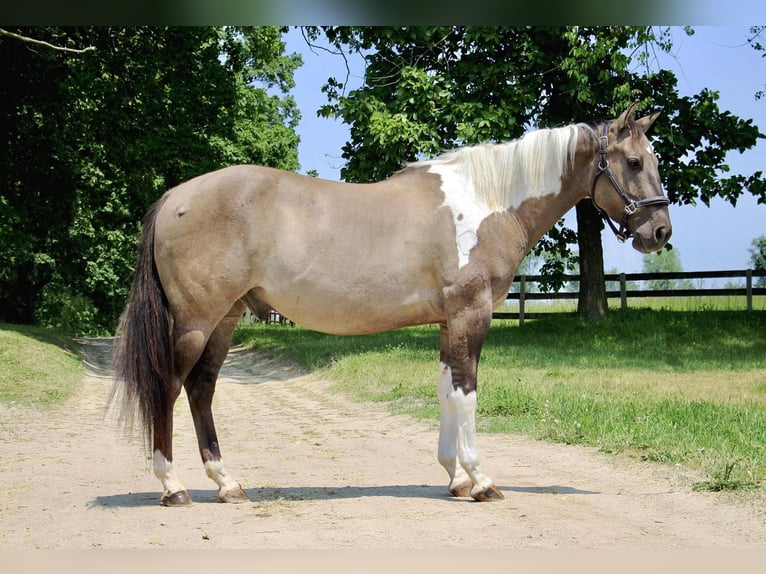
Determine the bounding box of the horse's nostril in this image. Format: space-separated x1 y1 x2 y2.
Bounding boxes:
655 225 670 244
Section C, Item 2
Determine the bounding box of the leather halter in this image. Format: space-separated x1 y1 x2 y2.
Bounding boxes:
591 122 670 242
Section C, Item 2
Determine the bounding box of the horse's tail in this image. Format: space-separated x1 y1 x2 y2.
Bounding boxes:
110 195 173 451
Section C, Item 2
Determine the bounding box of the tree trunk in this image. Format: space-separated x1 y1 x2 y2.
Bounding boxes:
576 199 607 319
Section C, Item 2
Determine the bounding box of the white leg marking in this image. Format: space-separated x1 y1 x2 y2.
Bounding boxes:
437 365 496 497
152 450 186 497
452 389 495 496
437 363 472 495
204 459 242 497
437 363 458 472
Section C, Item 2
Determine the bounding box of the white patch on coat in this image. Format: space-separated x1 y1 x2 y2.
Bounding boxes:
428 163 491 269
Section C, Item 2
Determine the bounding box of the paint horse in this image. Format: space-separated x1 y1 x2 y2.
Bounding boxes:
111 104 671 506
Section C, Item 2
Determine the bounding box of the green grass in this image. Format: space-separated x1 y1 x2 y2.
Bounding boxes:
498 294 766 314
0 323 83 407
234 308 766 491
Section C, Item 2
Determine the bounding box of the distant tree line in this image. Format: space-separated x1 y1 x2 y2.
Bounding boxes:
751 235 766 287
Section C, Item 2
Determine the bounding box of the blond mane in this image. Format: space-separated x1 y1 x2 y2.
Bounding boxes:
412 124 587 211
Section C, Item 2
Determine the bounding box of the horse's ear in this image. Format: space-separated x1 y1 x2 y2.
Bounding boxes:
615 102 639 130
635 111 661 133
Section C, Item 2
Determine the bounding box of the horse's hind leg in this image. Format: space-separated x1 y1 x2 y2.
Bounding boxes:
151 377 188 506
152 323 209 506
184 302 248 503
152 306 238 506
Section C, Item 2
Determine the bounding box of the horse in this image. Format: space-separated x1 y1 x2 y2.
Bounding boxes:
111 103 671 506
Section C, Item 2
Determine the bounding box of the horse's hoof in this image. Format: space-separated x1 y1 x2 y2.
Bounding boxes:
218 485 249 504
161 490 192 507
471 484 505 502
449 481 473 498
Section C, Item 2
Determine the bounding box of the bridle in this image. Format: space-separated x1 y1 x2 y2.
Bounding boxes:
590 122 670 243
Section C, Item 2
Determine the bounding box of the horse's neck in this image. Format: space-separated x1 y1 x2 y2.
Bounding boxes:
510 152 594 253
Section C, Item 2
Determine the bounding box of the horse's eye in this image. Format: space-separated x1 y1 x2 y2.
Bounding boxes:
627 158 641 169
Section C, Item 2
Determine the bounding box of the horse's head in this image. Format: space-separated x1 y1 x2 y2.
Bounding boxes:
591 103 672 253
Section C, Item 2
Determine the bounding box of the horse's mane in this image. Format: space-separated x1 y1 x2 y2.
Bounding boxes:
411 123 593 211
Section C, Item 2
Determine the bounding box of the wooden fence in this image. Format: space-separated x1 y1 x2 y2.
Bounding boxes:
494 269 766 323
240 269 766 326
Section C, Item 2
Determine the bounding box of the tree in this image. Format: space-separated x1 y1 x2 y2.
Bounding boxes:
749 26 765 100
0 27 301 333
642 247 693 290
749 235 766 287
310 26 765 317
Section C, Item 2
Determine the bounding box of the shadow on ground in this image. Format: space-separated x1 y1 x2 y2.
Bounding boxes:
89 482 599 508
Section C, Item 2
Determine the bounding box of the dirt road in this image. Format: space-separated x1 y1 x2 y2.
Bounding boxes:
0 338 764 549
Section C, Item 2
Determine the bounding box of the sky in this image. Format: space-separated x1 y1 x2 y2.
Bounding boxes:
283 26 765 275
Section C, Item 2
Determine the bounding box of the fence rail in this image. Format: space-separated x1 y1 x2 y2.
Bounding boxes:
495 268 766 323
241 269 766 325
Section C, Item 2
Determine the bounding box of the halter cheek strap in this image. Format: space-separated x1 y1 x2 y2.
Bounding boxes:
591 122 670 242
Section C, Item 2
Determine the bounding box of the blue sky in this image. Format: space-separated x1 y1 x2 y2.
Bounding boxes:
284 26 765 274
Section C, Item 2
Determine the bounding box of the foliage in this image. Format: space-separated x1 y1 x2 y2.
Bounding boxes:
0 27 301 334
749 235 766 287
641 247 694 290
309 26 765 311
749 26 765 100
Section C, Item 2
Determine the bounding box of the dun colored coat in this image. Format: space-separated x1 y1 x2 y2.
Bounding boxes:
112 104 672 506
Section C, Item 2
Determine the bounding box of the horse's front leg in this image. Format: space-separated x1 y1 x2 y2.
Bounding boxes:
438 361 472 497
438 361 503 501
437 290 504 501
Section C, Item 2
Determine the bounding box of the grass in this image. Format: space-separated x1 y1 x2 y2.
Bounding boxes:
498 294 766 314
0 323 83 408
234 308 766 492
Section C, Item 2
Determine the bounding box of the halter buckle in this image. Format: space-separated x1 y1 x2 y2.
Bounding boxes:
624 201 637 216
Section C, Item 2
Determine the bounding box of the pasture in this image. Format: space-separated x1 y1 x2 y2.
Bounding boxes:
234 307 766 492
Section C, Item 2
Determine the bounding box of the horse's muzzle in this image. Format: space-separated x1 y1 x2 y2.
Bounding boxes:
632 214 672 253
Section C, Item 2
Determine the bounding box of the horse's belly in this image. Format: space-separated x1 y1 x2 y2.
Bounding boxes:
257 280 443 335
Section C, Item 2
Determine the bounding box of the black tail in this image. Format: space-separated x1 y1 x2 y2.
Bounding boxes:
110 196 173 451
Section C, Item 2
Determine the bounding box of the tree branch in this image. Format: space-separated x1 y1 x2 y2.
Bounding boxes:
0 28 95 54
300 26 351 94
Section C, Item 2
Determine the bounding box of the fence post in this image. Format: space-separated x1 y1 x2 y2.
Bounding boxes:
519 275 526 326
620 273 627 310
746 269 753 312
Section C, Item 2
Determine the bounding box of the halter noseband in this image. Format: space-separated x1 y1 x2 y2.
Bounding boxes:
591 122 670 243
